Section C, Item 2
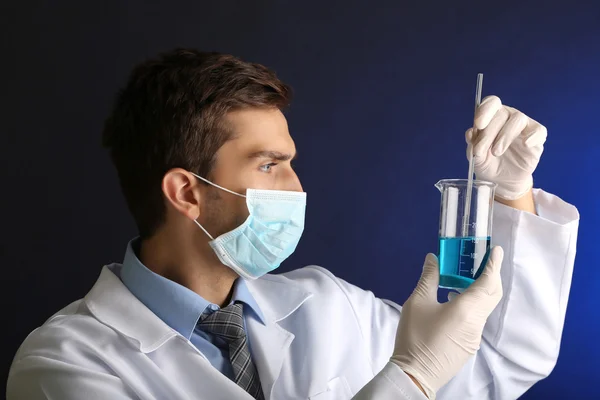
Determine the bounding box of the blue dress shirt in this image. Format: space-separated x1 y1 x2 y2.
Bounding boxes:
119 238 266 380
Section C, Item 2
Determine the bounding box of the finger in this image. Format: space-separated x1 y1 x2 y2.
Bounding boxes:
474 95 502 130
473 106 510 160
465 127 474 144
462 246 504 298
491 107 529 157
523 118 548 148
465 129 475 161
412 253 440 303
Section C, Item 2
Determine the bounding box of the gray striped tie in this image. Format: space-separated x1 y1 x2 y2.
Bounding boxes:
198 302 265 400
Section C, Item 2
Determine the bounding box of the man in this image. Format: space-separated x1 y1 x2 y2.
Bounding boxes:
7 49 579 399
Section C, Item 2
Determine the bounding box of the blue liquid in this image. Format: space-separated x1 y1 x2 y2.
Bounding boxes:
438 237 491 289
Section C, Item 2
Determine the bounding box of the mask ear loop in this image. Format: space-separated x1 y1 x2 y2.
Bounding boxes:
193 219 215 241
189 172 246 241
190 173 246 198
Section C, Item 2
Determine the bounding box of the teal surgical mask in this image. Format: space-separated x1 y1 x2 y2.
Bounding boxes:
191 173 306 280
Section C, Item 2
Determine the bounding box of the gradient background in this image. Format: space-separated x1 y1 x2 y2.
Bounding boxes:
2 1 598 398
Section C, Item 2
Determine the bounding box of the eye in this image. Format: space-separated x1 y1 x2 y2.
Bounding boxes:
259 163 277 173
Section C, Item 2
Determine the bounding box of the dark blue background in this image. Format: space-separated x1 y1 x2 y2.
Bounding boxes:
2 1 598 398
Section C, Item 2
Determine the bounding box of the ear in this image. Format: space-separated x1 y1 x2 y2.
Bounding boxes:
162 168 203 220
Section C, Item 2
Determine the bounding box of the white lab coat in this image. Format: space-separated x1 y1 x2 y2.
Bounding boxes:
7 189 579 400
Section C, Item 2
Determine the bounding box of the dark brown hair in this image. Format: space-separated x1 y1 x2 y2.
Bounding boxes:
102 48 292 238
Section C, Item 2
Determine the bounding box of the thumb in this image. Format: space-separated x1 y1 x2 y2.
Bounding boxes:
463 246 504 297
411 253 440 302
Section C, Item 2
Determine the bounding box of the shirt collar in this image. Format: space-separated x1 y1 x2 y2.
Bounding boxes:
120 238 266 340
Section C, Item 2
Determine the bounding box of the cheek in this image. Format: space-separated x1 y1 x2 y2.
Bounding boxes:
234 198 250 226
221 198 247 230
204 194 249 237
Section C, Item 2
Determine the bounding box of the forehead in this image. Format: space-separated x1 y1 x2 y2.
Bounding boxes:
221 108 295 154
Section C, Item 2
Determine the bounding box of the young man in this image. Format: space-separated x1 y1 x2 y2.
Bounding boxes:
7 49 579 399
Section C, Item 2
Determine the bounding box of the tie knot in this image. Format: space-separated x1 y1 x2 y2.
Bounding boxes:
198 302 246 341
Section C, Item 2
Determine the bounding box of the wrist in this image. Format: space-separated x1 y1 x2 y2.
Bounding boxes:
405 372 428 398
495 188 536 214
390 358 432 398
492 175 533 202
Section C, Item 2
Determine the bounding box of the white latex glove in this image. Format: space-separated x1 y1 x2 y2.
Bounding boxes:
390 247 504 399
466 95 547 200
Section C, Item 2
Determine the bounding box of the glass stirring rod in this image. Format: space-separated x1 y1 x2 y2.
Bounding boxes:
462 73 484 237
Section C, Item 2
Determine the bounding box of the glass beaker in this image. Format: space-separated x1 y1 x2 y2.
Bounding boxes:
435 179 497 290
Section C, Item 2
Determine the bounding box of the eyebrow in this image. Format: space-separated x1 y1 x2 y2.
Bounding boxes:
247 150 297 161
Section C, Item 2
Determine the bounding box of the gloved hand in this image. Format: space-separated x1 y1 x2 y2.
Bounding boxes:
466 95 547 200
390 247 504 399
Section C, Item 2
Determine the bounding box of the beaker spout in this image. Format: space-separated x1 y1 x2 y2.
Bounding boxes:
435 180 444 193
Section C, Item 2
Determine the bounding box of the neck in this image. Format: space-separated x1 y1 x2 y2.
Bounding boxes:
138 226 238 307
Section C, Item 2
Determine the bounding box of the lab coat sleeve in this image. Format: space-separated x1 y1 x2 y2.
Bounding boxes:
7 355 137 400
437 189 579 399
352 362 429 400
331 189 578 400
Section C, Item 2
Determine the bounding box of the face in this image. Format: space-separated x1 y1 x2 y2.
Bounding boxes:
198 107 302 238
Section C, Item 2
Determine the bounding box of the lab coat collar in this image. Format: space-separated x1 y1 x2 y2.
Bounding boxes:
83 264 313 356
84 265 179 353
120 238 266 341
244 273 314 324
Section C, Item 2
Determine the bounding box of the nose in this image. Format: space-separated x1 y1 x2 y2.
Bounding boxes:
285 168 303 192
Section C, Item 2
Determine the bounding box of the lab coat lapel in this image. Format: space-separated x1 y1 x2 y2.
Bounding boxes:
245 275 313 399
